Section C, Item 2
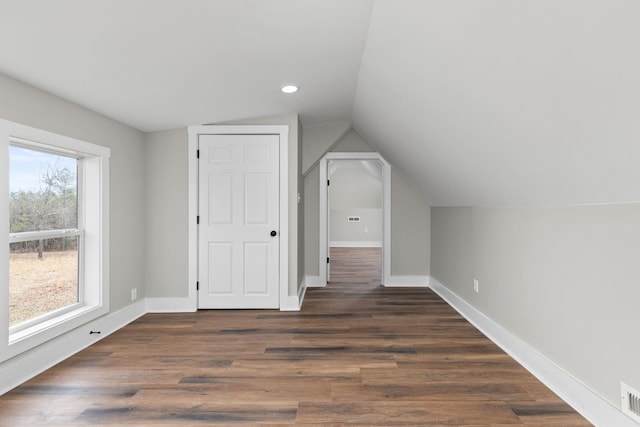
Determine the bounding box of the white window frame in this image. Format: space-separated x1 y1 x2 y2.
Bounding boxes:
0 119 110 362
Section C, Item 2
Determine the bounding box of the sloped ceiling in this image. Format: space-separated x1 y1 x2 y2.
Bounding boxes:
354 0 640 206
0 0 372 132
2 1 640 207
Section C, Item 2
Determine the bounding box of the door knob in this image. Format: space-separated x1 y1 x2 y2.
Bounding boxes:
270 230 277 237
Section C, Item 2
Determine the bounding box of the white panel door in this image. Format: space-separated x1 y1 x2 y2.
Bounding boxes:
198 134 280 308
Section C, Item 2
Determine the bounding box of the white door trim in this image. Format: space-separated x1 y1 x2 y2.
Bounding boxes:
188 125 289 310
319 152 391 286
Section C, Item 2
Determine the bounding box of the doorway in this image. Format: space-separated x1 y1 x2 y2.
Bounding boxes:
319 152 391 287
328 159 383 284
188 125 289 310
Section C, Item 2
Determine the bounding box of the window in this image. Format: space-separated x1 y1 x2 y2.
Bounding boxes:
9 146 81 330
1 119 110 362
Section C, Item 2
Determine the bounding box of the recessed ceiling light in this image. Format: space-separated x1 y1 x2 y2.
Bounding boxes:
281 84 298 94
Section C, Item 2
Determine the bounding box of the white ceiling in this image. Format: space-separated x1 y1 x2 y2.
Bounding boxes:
2 0 640 207
0 0 373 131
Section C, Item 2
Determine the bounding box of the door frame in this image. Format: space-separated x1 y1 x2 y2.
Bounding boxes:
319 152 391 286
188 125 289 310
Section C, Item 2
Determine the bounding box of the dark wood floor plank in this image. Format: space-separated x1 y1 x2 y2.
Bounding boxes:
329 247 382 284
296 400 520 425
0 248 591 425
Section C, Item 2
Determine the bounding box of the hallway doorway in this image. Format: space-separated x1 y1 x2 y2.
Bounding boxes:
327 159 383 285
319 152 391 287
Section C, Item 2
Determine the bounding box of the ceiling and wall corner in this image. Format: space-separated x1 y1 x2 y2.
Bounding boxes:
353 0 640 207
302 121 352 174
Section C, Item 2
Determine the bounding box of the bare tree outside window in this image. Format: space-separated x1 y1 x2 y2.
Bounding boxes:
9 146 79 326
10 160 77 257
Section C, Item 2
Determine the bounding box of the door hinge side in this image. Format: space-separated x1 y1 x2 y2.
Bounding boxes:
197 149 200 158
327 257 330 264
197 216 200 224
196 281 199 291
327 179 330 186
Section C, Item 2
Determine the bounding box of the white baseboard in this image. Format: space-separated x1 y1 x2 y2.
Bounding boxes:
305 275 326 287
383 275 429 287
145 297 196 313
307 275 430 288
429 278 636 427
297 282 307 309
0 299 146 396
330 241 382 248
279 280 306 312
280 295 300 311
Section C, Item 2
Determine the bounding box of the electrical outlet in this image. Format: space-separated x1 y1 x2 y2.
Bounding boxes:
131 288 137 301
473 279 479 293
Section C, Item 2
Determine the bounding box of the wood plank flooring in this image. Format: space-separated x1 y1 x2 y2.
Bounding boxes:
0 250 591 426
329 247 382 284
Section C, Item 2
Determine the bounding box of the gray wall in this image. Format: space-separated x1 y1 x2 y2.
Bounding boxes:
303 129 431 278
330 209 383 244
329 160 383 244
329 162 383 210
331 130 374 152
145 114 303 298
431 204 640 408
302 121 350 174
0 72 145 311
144 128 189 298
391 169 430 276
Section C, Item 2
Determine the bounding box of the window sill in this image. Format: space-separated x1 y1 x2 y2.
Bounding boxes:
4 303 108 363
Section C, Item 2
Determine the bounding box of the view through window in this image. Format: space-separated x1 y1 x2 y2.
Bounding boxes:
8 145 80 328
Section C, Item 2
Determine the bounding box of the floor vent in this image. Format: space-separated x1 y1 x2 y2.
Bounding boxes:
621 382 640 423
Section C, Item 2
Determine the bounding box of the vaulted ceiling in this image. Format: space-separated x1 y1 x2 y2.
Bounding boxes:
1 1 639 207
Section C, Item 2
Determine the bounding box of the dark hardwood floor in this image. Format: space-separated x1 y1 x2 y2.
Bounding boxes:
329 247 382 284
0 249 591 426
